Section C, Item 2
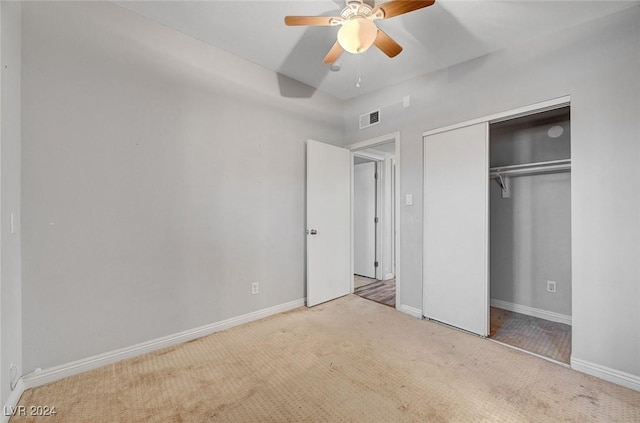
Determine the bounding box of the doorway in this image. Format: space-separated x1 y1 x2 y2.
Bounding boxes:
349 134 399 309
305 132 400 309
488 107 572 364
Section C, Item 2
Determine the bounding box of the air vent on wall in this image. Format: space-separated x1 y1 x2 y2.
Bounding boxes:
359 109 380 130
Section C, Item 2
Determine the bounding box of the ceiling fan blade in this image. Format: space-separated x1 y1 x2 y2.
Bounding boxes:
373 1 435 19
284 16 340 26
323 41 344 64
374 29 403 58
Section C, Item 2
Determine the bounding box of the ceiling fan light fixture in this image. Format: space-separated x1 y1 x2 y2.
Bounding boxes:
337 18 377 54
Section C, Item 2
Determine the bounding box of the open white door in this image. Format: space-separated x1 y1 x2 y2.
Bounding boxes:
423 122 489 336
354 162 376 278
306 140 351 307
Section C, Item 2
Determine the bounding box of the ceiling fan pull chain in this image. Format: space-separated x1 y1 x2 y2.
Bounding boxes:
356 54 362 88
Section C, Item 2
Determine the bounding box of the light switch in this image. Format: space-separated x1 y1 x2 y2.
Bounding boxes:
405 194 413 205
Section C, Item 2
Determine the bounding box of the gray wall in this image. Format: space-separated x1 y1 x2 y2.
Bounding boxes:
343 7 640 378
21 2 343 371
490 173 572 316
1 1 23 407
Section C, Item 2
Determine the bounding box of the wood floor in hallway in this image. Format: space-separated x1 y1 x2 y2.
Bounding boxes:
354 275 395 307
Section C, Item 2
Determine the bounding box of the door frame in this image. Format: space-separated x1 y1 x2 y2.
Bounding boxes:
346 132 401 309
421 95 571 335
353 150 391 281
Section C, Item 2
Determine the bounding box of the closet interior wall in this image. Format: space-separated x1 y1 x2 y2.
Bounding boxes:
489 108 572 320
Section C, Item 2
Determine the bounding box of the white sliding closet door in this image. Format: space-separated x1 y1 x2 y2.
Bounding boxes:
423 122 489 336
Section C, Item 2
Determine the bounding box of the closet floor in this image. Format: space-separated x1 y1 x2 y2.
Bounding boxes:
490 307 571 364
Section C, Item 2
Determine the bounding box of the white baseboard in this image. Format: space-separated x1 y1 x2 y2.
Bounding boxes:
571 357 640 392
2 379 25 423
491 299 572 326
398 304 422 319
384 273 395 281
22 298 305 390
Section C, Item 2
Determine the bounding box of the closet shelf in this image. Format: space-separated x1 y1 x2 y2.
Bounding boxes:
489 159 571 178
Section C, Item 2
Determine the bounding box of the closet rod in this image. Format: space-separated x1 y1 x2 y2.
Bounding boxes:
489 159 571 178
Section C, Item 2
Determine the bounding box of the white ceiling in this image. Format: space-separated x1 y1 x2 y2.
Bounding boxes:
115 1 639 100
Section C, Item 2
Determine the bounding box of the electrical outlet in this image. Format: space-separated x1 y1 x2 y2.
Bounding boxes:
547 281 557 293
251 282 259 295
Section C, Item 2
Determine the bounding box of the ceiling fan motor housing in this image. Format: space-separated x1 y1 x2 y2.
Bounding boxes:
341 1 384 21
342 1 373 19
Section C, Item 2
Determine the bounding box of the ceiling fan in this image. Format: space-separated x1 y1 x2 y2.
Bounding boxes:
285 0 435 64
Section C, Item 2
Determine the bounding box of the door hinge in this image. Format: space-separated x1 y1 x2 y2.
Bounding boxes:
374 172 378 180
374 217 379 223
374 261 379 267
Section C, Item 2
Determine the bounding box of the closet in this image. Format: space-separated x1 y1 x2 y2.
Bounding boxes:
422 99 572 364
489 107 572 364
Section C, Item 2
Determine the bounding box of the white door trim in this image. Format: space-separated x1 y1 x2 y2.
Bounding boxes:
353 150 387 161
422 96 571 137
346 132 401 309
352 151 394 281
347 132 400 151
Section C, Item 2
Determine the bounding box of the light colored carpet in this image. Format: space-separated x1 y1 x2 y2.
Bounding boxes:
490 306 572 364
12 295 640 422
